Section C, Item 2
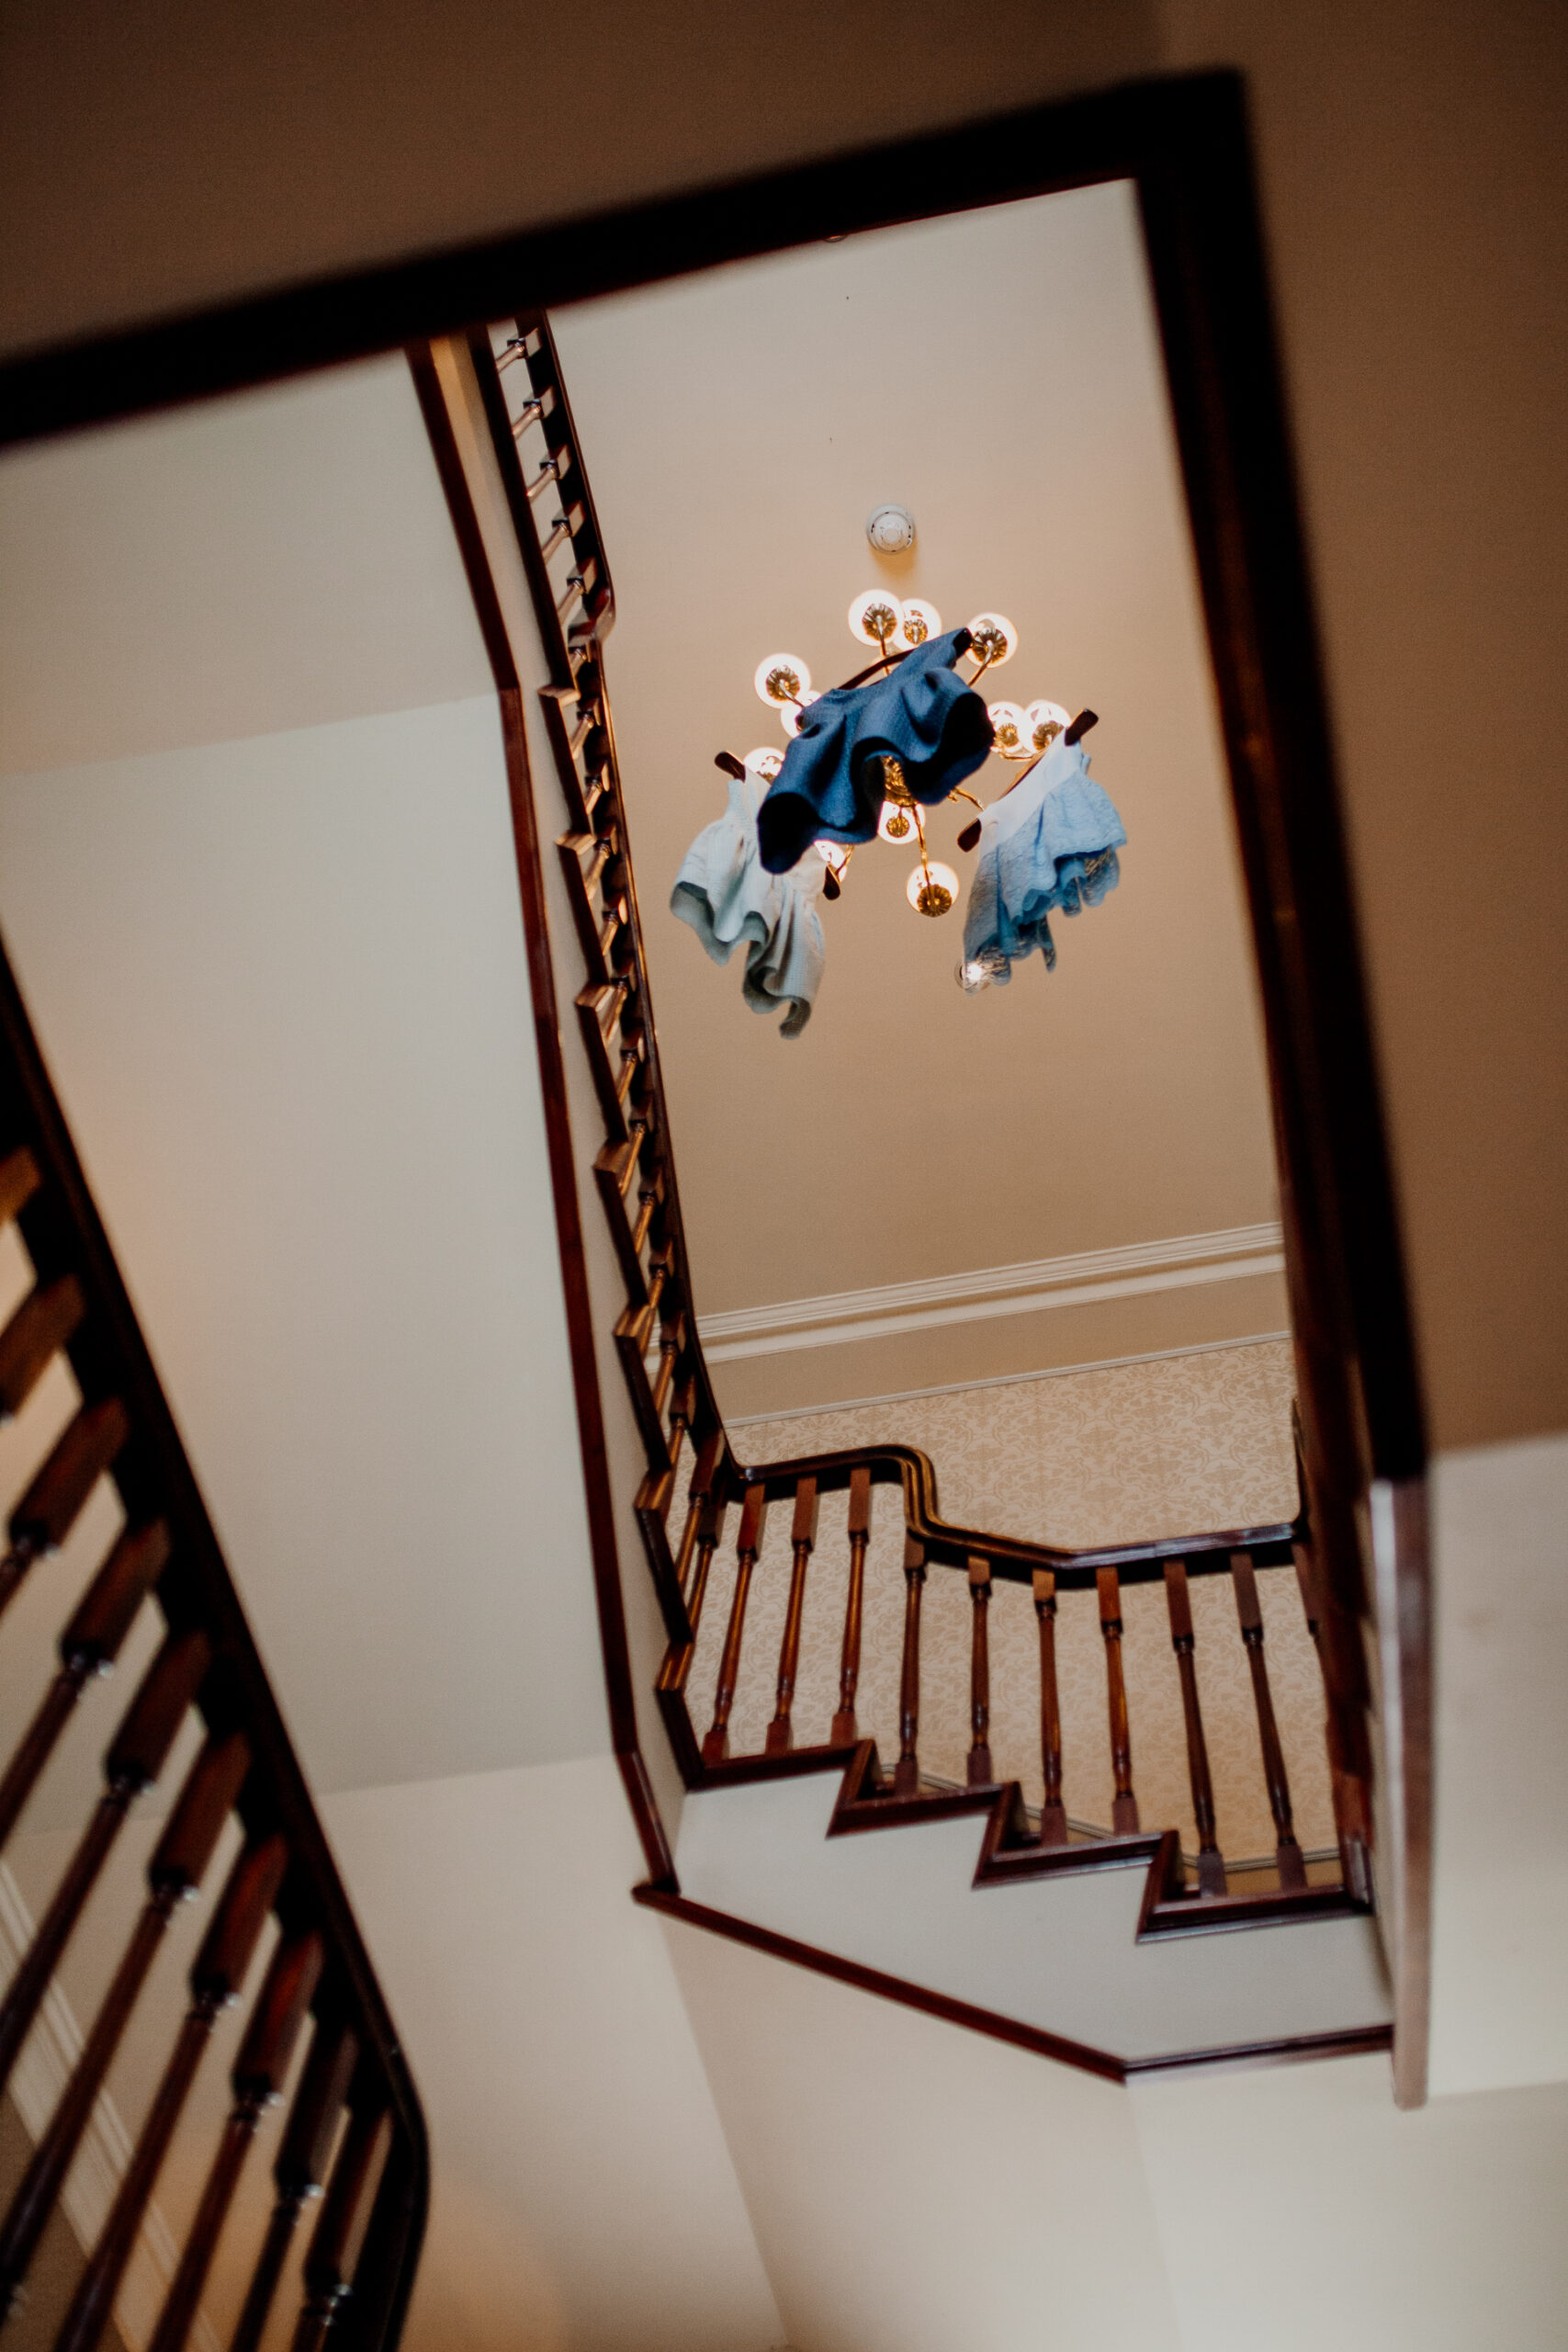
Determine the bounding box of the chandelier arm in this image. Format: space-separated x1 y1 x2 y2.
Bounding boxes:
835 646 913 693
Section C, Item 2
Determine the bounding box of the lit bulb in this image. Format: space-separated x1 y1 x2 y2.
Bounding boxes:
956 951 1005 994
754 652 811 707
966 612 1018 668
897 598 942 648
744 746 784 780
1025 698 1070 752
848 591 905 650
878 799 915 842
781 690 821 739
987 700 1032 760
907 860 959 916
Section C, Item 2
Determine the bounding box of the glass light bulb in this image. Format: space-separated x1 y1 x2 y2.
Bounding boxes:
907 860 959 916
781 690 820 739
878 799 915 842
987 700 1032 760
966 611 1018 667
956 951 1006 994
754 652 811 707
744 746 784 780
897 598 942 649
1025 698 1070 752
848 590 905 649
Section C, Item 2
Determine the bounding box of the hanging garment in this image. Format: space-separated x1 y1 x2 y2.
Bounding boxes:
961 733 1125 984
757 628 994 874
671 763 826 1037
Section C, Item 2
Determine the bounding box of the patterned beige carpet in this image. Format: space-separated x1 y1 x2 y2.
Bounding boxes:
684 1340 1337 1865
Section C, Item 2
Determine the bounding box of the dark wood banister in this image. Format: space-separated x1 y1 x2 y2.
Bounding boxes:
0 928 426 2338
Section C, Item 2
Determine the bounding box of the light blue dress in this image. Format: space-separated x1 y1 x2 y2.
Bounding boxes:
962 736 1125 983
671 766 826 1038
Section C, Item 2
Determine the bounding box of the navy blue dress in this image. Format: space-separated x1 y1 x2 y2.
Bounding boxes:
757 628 993 874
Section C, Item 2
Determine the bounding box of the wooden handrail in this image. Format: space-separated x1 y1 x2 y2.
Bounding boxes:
0 929 425 2346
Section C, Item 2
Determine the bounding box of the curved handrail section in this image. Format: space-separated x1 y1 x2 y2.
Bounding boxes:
728 1442 1295 1585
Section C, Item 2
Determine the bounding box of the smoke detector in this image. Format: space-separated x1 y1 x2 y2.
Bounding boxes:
866 504 916 555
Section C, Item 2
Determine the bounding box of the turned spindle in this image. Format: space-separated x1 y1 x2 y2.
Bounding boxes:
767 1478 818 1754
831 1467 873 1744
702 1487 765 1763
1164 1560 1226 1894
894 1536 927 1795
1232 1550 1307 1889
1032 1569 1068 1845
1097 1567 1140 1833
966 1557 994 1785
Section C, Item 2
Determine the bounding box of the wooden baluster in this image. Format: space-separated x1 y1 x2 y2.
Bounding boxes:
702 1487 765 1763
967 1557 994 1785
669 1493 727 1703
1164 1561 1226 1894
1232 1549 1307 1889
831 1467 873 1745
894 1537 927 1795
1032 1570 1068 1846
677 1494 726 1667
0 1729 250 2313
289 2095 391 2352
673 1430 724 1603
0 1626 209 2097
0 1272 85 1415
649 1314 682 1424
0 1146 40 1226
147 1932 324 2352
630 1159 664 1260
228 2023 359 2352
623 1260 667 1353
665 1374 695 1476
0 1519 168 1853
0 1395 130 1622
1293 1539 1372 1901
54 1835 289 2352
1097 1568 1140 1833
767 1478 818 1755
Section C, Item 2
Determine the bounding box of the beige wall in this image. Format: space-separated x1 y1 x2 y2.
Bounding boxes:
1 0 1561 1452
552 184 1282 1396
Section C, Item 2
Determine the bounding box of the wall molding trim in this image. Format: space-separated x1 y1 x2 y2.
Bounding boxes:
725 1329 1292 1429
701 1224 1284 1364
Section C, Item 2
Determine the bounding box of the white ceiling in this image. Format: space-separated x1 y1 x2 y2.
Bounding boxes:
552 180 1284 1413
0 357 494 776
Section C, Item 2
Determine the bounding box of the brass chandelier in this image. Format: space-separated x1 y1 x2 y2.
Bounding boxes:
740 591 1071 918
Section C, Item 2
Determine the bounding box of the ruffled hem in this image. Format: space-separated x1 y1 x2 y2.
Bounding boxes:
961 739 1124 980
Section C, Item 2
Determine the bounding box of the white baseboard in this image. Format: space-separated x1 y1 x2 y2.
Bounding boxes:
700 1223 1284 1364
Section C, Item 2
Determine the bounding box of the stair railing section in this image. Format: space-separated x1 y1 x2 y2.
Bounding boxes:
479 313 1374 1931
0 943 425 2347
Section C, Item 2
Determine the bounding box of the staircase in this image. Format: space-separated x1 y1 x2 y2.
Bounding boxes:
0 943 424 2344
412 311 1395 2081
